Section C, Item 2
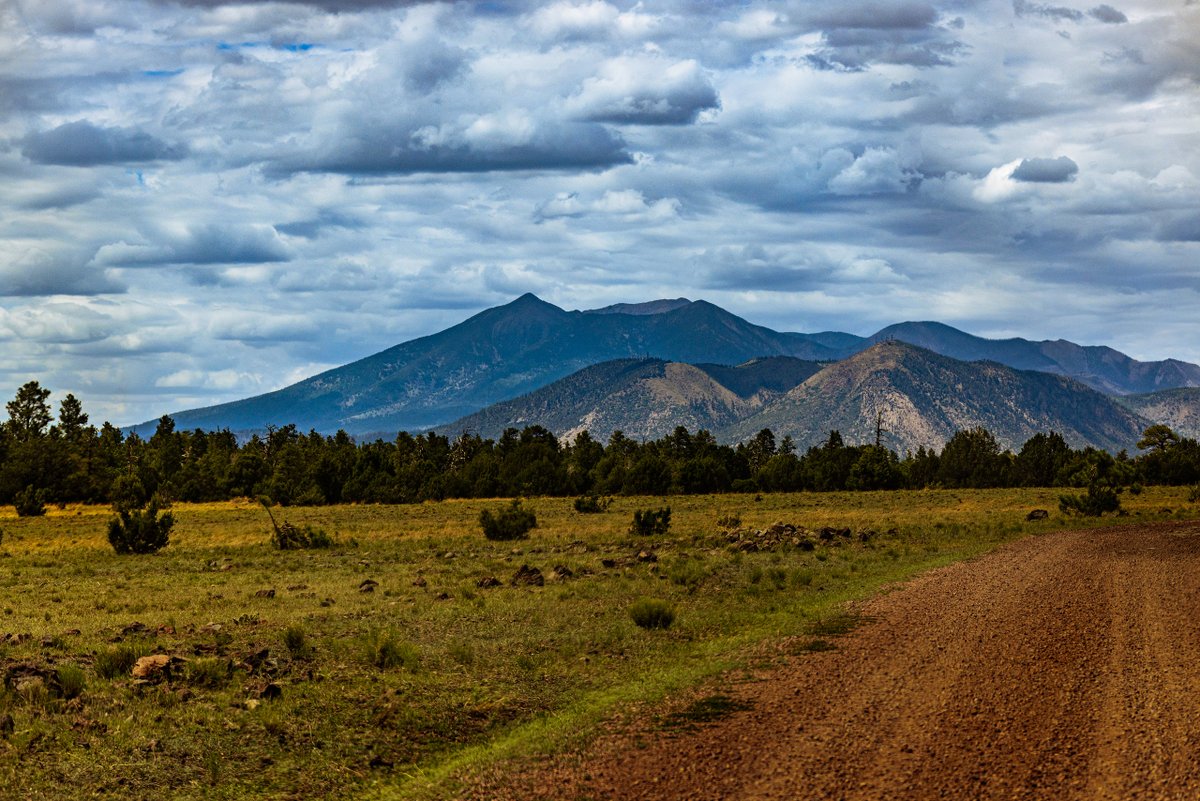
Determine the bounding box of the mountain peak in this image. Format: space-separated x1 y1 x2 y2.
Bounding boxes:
584 298 693 316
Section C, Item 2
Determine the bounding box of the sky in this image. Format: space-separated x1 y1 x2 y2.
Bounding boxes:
1 0 1197 427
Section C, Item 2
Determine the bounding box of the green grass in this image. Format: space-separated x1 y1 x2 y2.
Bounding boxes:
0 487 1194 799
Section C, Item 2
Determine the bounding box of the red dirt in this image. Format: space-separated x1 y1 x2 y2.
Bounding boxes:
469 521 1200 800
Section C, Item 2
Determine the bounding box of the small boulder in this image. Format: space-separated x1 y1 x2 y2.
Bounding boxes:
511 564 544 587
253 589 276 599
359 579 378 593
476 576 502 588
132 654 182 683
636 550 657 563
411 576 428 588
551 565 574 582
1026 509 1050 521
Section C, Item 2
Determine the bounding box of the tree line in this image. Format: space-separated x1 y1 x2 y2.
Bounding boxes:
2 380 1199 510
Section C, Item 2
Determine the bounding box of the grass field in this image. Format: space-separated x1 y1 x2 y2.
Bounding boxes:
1 488 1196 799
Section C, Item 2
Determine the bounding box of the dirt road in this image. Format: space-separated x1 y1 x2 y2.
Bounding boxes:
475 521 1200 800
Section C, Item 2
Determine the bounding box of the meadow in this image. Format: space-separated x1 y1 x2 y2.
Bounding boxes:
1 488 1196 799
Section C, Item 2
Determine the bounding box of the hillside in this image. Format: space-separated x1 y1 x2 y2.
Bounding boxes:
871 322 1200 396
722 341 1150 453
1120 388 1200 440
438 356 823 442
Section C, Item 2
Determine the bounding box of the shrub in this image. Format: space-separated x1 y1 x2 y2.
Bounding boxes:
1189 485 1200 504
716 514 741 531
94 644 141 680
629 507 671 537
108 500 174 554
282 625 312 659
260 497 334 549
630 598 675 630
479 500 537 541
1059 483 1121 517
13 486 47 517
573 494 610 514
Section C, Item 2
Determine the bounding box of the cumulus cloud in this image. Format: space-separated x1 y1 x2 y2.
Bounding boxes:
21 121 187 166
0 244 125 297
95 225 292 266
567 57 719 125
1012 156 1079 183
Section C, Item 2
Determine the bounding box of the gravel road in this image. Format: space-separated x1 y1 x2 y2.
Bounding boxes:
474 521 1200 800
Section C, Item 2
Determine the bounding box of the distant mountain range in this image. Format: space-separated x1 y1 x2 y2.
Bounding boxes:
130 294 1200 450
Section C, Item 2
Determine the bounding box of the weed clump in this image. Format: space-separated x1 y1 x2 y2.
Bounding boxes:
13 485 47 517
108 499 174 554
630 598 675 630
363 629 419 670
55 664 86 700
1188 485 1200 504
630 507 671 537
479 500 537 541
283 625 313 659
94 644 142 680
573 494 610 514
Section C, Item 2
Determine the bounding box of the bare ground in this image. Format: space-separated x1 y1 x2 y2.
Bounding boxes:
467 521 1200 800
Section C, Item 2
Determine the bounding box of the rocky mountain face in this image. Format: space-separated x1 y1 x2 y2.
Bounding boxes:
722 341 1151 453
1119 388 1200 440
438 357 823 442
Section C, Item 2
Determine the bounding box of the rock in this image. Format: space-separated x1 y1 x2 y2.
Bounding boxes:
434 592 452 601
601 558 617 569
411 576 428 588
442 551 456 560
359 579 378 593
636 550 657 563
551 565 574 581
132 654 182 683
859 530 876 543
255 682 282 701
0 713 13 737
511 564 545 587
1027 509 1050 521
476 576 502 588
254 589 276 599
4 662 58 694
121 621 148 635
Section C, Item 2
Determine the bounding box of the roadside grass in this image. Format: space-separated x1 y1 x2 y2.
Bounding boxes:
0 487 1194 800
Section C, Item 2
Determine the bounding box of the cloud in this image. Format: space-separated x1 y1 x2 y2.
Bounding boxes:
1013 0 1084 22
21 121 187 167
527 1 660 42
567 57 719 125
271 118 632 175
0 244 125 297
95 225 292 266
1011 156 1079 183
827 147 919 195
1089 5 1127 23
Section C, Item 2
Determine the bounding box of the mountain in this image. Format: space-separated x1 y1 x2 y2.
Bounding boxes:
869 321 1200 396
130 294 843 438
722 341 1151 453
1119 388 1200 440
128 294 1200 440
437 356 823 442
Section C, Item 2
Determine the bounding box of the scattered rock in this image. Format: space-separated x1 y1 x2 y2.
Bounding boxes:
601 558 618 569
551 564 574 581
286 584 309 591
121 622 149 636
253 589 276 599
1027 509 1050 521
434 592 453 601
320 598 336 607
254 682 282 701
132 654 184 684
442 551 457 560
4 662 58 694
412 576 428 588
359 579 378 593
636 550 658 563
0 713 14 737
511 564 545 587
476 576 502 588
62 628 81 637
